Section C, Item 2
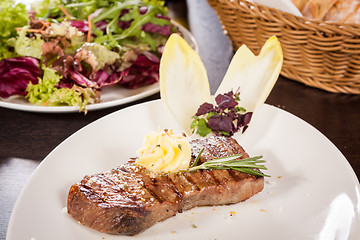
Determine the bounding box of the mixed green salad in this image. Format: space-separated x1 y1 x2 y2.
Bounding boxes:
0 0 176 112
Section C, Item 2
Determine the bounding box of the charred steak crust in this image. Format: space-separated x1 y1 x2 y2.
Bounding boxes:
67 136 265 235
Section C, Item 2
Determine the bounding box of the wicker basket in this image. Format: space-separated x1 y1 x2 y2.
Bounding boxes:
207 0 360 94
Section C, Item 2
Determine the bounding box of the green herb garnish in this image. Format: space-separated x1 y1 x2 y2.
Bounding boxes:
190 90 253 137
189 149 269 177
190 148 204 168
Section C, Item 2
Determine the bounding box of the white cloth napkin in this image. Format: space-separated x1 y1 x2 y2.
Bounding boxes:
252 0 303 16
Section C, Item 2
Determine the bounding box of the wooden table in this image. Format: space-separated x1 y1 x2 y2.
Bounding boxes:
1 0 360 239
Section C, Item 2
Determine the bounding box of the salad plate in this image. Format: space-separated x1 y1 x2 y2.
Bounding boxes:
0 21 197 113
6 100 360 240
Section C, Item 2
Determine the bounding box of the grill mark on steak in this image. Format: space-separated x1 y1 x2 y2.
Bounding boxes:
82 168 153 207
122 164 165 204
183 171 209 189
168 172 198 194
147 174 180 204
67 136 265 235
122 163 183 205
166 173 186 196
163 174 184 200
200 169 218 185
114 164 159 203
210 169 236 184
183 172 202 190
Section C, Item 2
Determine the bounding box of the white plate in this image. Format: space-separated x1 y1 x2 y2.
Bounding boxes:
0 13 197 113
7 100 360 240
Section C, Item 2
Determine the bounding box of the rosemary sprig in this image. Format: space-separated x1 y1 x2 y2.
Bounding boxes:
190 148 204 168
188 150 270 177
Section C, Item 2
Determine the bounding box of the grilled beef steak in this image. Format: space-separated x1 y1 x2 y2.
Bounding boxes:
67 136 264 235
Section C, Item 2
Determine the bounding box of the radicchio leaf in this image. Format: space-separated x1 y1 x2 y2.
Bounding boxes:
142 22 172 36
0 57 41 98
95 20 108 34
118 19 133 30
142 14 172 36
67 68 97 88
69 20 89 33
119 52 160 89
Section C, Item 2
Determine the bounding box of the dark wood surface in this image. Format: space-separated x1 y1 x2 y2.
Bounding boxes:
1 0 360 239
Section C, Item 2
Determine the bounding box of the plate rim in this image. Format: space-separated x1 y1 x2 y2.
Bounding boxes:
0 83 160 113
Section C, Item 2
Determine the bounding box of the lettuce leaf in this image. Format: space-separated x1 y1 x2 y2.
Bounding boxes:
76 42 120 72
15 27 44 59
0 0 29 60
31 0 61 18
26 66 100 112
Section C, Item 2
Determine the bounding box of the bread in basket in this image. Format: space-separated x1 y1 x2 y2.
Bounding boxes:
207 0 360 94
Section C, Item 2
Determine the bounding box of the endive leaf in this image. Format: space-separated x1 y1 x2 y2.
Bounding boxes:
215 36 283 114
160 34 211 134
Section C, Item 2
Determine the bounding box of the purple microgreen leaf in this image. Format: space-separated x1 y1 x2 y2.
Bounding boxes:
191 90 254 137
208 114 233 134
224 91 234 98
243 112 253 125
226 110 237 120
195 102 214 116
242 125 249 133
215 93 237 110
